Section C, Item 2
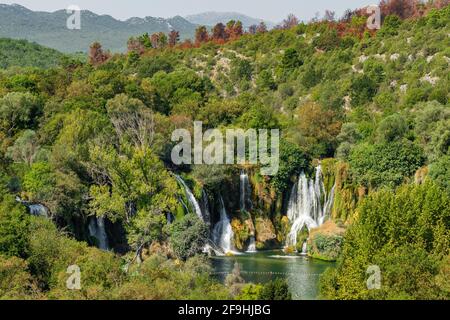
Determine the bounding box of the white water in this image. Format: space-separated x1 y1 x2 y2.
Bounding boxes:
246 236 257 253
175 175 204 222
88 216 109 251
212 196 235 254
240 170 252 212
286 165 335 248
301 241 308 255
16 196 49 218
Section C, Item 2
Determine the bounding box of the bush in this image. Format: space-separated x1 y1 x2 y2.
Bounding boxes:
375 114 408 143
169 214 209 260
429 155 450 195
258 278 292 300
320 181 450 300
349 140 426 188
309 234 343 261
0 196 29 258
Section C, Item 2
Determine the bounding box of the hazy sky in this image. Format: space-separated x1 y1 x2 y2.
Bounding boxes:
1 0 374 22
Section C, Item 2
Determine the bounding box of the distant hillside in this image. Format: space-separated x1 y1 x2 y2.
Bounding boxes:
0 38 64 69
185 11 274 28
0 4 198 53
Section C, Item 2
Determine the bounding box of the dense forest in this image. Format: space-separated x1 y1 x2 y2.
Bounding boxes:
0 1 449 300
0 38 65 69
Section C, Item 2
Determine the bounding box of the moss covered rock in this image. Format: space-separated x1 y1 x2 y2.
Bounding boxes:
231 218 251 250
308 221 345 261
255 217 278 249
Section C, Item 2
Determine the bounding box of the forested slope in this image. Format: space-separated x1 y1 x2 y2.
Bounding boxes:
0 2 448 300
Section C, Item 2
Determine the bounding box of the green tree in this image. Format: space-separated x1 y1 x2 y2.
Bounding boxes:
375 114 408 143
0 92 41 136
169 214 209 260
88 144 177 251
349 140 426 188
0 196 29 258
258 278 292 300
6 130 41 166
320 181 450 300
256 70 277 91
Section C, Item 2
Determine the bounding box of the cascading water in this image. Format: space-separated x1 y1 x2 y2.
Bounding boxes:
240 171 257 253
246 236 257 253
200 190 211 225
240 170 252 212
88 216 109 251
175 175 204 222
286 165 335 248
16 196 49 218
212 196 234 254
301 241 308 255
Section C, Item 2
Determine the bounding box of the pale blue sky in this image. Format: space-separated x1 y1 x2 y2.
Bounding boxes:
1 0 374 22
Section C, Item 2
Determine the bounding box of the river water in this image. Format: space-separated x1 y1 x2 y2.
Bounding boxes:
211 250 335 300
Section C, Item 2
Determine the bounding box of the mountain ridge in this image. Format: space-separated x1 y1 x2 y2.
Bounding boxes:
0 4 275 53
0 4 198 53
185 11 275 28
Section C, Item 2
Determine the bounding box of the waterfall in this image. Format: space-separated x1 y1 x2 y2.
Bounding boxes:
16 196 49 218
88 216 109 251
246 236 257 253
175 175 204 222
301 241 308 255
240 170 252 212
200 190 211 225
286 165 335 248
212 196 234 254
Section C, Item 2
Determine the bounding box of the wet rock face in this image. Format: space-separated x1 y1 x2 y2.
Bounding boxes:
255 217 277 249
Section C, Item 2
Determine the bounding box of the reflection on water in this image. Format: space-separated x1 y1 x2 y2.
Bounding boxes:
211 250 335 300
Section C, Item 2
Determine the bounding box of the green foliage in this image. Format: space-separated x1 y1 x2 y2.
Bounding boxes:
235 283 263 300
280 48 303 76
312 29 340 51
0 255 38 299
0 196 29 258
88 144 177 250
6 129 42 165
138 56 173 78
429 155 450 195
169 214 209 261
270 140 309 193
231 59 253 82
309 234 343 261
349 140 426 188
0 92 41 136
0 4 448 301
0 38 64 69
320 181 450 300
23 162 56 202
375 114 408 143
350 74 378 106
258 278 292 300
256 70 276 90
413 101 449 162
379 15 402 36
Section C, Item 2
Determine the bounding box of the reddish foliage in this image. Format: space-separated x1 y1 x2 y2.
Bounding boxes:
195 26 209 45
169 30 180 47
89 42 110 66
212 23 227 41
